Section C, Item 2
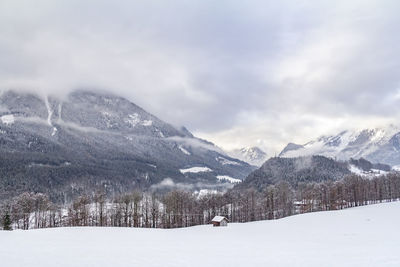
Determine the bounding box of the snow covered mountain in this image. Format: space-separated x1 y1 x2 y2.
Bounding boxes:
0 90 254 201
229 147 268 166
279 126 400 166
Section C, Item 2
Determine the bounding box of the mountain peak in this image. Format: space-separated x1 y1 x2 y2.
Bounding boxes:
228 146 268 166
279 126 400 166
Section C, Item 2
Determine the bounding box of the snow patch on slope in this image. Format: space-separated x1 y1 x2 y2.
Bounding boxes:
51 127 58 136
216 175 242 183
124 113 140 127
1 114 14 125
180 167 212 174
178 145 191 155
43 97 58 136
349 164 389 178
44 96 53 127
141 120 153 126
349 164 364 175
156 129 165 138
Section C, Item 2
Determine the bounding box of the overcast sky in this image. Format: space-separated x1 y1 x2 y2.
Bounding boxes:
1 0 400 154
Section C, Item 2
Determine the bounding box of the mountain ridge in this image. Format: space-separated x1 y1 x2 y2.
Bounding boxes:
278 126 400 166
0 90 255 202
228 146 268 166
236 155 393 191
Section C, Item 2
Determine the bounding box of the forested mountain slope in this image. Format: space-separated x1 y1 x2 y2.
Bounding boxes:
0 90 254 201
237 155 394 191
237 156 351 190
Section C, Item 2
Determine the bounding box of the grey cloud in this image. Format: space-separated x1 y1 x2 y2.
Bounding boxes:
166 136 225 154
1 0 399 153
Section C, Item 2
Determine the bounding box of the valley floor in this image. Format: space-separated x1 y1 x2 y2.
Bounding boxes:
1 202 400 267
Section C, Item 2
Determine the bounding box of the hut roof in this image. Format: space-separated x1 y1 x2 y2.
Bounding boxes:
211 216 228 223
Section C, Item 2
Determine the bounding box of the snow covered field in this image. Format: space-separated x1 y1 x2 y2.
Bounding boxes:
1 202 400 267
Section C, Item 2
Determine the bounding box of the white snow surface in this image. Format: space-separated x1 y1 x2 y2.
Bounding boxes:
349 164 367 176
349 165 389 178
124 113 140 127
1 202 400 267
229 146 267 166
44 96 53 127
216 175 242 183
141 120 153 126
178 145 191 155
281 126 400 161
1 114 15 125
158 130 165 138
51 127 58 136
180 166 212 174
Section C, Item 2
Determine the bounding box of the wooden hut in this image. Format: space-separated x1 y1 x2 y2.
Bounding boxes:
211 216 228 227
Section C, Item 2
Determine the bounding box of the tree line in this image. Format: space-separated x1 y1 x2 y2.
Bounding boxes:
1 173 400 230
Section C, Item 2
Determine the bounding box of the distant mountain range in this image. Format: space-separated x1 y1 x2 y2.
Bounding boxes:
3 90 400 202
279 127 400 167
236 155 393 191
0 90 255 201
228 147 268 166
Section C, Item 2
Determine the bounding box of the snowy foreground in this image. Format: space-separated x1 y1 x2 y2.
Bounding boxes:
1 202 400 267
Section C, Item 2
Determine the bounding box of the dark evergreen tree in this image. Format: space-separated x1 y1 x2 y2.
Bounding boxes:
3 213 12 231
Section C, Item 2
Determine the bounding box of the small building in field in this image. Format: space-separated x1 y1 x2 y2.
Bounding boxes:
211 216 229 227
